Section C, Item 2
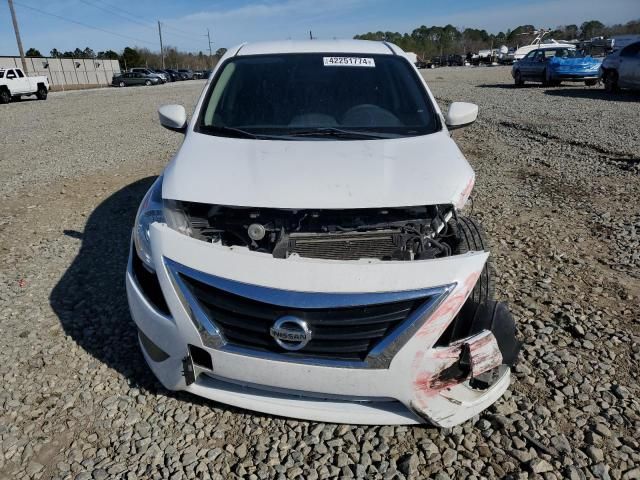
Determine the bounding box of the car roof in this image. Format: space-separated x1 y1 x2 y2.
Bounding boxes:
234 39 402 57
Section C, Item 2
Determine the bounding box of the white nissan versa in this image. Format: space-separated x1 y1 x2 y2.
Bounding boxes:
126 40 520 427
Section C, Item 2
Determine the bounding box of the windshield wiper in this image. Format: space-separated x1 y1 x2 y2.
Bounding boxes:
283 127 393 139
200 125 397 140
200 125 260 139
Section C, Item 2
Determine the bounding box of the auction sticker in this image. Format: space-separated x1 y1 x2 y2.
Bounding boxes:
323 57 376 67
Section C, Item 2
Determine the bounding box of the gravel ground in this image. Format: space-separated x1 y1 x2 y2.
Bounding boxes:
1 69 639 480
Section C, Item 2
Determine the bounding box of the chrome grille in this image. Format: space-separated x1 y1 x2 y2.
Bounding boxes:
165 258 452 368
181 274 424 361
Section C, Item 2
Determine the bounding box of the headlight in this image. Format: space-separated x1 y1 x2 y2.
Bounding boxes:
133 176 165 271
163 199 192 237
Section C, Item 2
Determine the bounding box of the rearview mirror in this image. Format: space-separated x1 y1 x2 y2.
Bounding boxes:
445 102 478 130
159 104 187 133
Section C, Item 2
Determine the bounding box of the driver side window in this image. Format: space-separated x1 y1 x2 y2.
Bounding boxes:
6 69 16 79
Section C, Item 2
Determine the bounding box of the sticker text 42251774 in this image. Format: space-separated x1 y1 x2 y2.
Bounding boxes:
323 57 376 67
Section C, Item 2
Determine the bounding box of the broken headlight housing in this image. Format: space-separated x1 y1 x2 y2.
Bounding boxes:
163 199 192 237
133 176 165 271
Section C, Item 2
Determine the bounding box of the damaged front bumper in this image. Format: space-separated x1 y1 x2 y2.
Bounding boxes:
126 223 519 427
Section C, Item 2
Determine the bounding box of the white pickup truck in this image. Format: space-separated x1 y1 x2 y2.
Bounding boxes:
0 67 49 103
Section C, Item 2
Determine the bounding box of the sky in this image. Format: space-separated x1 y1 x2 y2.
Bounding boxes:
1 0 638 56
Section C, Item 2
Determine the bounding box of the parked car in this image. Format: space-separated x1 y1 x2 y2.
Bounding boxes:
447 54 465 66
130 68 166 83
127 40 520 427
112 72 160 87
0 67 49 103
512 47 602 86
178 69 194 80
600 41 640 92
164 69 182 81
414 58 435 69
150 69 171 82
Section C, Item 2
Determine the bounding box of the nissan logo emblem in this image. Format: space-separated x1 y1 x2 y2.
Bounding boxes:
270 316 312 351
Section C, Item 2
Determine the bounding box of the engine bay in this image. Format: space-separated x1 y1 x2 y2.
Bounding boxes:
174 202 459 261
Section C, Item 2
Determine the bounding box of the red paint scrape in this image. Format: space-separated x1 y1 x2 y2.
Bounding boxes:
456 175 475 209
415 271 480 341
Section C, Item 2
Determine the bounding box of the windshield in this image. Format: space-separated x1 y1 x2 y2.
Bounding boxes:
197 53 440 139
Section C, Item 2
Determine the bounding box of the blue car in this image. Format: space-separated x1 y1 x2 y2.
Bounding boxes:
512 47 602 87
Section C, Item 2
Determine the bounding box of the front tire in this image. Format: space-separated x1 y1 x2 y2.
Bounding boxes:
0 89 10 104
145 80 152 86
604 71 618 92
450 216 495 305
514 70 524 86
435 216 498 347
119 81 126 88
36 86 47 100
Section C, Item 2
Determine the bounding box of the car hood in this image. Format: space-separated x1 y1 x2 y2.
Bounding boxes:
162 130 475 209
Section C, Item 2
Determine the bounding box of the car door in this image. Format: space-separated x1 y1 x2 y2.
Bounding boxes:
124 73 136 85
618 42 640 88
518 51 534 78
5 69 23 93
530 50 549 79
14 68 32 93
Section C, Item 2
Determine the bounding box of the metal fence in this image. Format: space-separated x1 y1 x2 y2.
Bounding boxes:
0 56 121 90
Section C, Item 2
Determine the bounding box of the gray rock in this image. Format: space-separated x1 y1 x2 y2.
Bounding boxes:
585 446 604 463
529 458 554 474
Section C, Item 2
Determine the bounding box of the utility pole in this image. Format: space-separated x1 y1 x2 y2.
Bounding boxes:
7 0 28 73
158 21 165 69
309 30 313 40
206 28 213 66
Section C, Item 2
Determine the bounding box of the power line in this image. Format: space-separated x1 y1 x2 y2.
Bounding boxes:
80 0 156 28
13 1 156 46
77 0 156 32
84 0 204 42
161 22 201 39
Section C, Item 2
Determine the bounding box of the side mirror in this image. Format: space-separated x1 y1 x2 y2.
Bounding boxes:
445 102 478 130
159 104 187 133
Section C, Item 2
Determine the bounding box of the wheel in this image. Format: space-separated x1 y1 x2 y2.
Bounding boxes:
434 216 497 347
145 80 152 86
514 70 524 86
585 79 598 87
36 85 47 100
450 216 495 305
0 89 10 104
604 71 618 92
119 81 126 87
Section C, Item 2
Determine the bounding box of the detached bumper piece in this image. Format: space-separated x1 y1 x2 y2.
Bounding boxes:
439 301 519 384
411 300 520 426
